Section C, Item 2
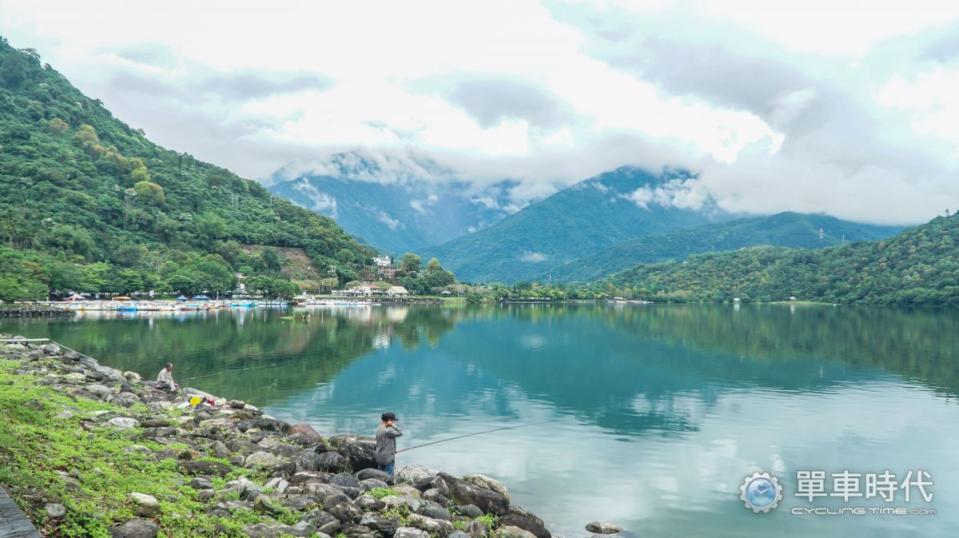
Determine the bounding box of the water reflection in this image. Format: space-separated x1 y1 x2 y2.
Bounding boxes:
3 304 958 537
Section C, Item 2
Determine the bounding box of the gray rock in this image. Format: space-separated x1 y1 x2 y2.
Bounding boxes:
342 438 378 470
106 417 139 429
360 512 399 536
264 476 290 493
328 500 362 523
496 526 537 538
110 518 159 538
500 506 550 538
85 383 113 400
416 499 452 521
453 504 483 518
212 440 231 458
585 522 622 534
423 488 449 506
114 392 140 407
243 522 296 538
382 494 423 512
440 473 510 516
182 460 230 477
358 478 389 491
302 509 340 534
354 494 386 511
45 503 66 518
190 477 213 489
291 521 316 537
396 464 437 484
407 513 454 537
123 371 141 382
245 450 284 468
197 489 215 501
394 528 431 538
463 474 510 502
330 472 360 489
355 468 391 482
450 532 471 538
128 492 159 517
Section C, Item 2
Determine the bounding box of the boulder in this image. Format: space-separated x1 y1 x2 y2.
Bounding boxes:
106 417 139 429
264 476 290 493
416 499 452 520
354 494 385 511
422 488 449 506
181 460 231 477
407 513 454 537
394 527 431 538
328 500 362 524
128 492 160 517
123 371 141 382
585 522 622 535
396 464 436 484
360 512 399 536
453 504 483 518
355 468 391 483
382 494 423 513
289 423 323 441
439 473 510 515
243 522 296 538
45 503 66 518
237 417 291 433
245 451 285 468
358 478 389 492
342 438 378 470
330 473 360 489
495 526 537 538
463 474 510 502
302 509 340 534
110 518 159 538
295 449 347 473
500 506 550 538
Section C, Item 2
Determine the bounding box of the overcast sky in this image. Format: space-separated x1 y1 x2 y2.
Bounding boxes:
2 0 958 224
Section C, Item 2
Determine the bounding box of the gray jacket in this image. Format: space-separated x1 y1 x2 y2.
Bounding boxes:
375 424 403 465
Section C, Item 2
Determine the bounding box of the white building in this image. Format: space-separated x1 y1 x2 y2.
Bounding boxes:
386 286 409 297
373 255 392 268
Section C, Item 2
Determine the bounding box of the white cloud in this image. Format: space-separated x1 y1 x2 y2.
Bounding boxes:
377 211 402 231
520 251 548 263
2 0 958 223
292 179 337 216
626 178 710 210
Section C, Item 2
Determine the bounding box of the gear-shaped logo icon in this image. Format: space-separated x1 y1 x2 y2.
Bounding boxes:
740 471 783 513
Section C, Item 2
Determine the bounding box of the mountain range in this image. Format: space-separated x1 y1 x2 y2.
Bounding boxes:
608 212 958 305
545 212 904 283
268 153 520 254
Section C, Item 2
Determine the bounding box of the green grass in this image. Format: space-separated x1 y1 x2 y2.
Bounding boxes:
368 486 398 500
0 357 272 537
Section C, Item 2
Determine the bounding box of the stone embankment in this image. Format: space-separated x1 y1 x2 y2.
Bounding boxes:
0 335 573 538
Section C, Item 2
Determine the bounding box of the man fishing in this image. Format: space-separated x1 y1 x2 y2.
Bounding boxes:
374 411 402 477
156 362 177 392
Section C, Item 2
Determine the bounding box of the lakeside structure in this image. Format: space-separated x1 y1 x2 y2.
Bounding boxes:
0 335 615 538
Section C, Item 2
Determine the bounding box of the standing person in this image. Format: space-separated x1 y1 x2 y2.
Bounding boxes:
156 362 177 392
375 412 402 477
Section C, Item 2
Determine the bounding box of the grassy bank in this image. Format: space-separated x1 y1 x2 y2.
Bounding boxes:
0 357 270 537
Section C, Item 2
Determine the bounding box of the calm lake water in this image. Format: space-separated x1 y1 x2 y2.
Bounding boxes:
3 304 958 537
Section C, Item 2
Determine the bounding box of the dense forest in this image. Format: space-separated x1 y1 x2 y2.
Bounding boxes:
545 211 902 282
607 212 959 305
0 37 378 301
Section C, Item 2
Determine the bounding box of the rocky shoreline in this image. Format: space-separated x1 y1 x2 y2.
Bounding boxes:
0 303 75 317
0 334 577 538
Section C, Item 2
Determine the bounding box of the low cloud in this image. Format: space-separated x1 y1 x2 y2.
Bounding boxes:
520 251 548 263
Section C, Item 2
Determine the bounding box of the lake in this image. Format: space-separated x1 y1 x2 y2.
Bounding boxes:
3 304 957 537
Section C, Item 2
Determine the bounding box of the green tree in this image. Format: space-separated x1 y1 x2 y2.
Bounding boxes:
134 180 165 206
400 252 421 274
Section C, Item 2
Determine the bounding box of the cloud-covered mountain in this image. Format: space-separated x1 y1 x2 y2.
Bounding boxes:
419 167 733 283
268 151 521 254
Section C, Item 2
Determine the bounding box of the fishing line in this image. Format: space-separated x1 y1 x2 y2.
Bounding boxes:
396 420 552 453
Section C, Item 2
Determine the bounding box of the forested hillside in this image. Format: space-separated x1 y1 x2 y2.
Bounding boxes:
547 212 902 282
0 38 374 300
609 212 959 305
421 167 729 283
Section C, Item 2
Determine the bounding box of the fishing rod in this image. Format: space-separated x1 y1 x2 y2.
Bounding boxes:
396 420 552 453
